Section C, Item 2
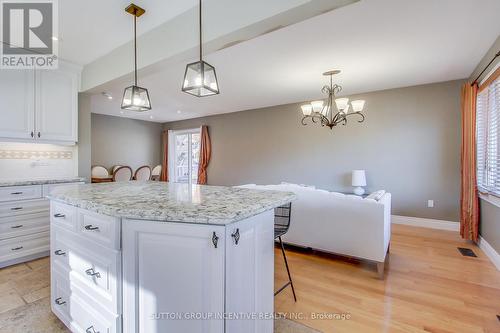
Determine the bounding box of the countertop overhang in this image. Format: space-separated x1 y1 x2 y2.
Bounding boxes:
0 177 86 187
47 181 297 225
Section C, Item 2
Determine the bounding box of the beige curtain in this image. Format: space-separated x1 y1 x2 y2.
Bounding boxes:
160 130 168 182
197 126 211 185
460 83 479 241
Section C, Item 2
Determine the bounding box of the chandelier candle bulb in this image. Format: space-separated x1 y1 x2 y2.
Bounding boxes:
301 104 313 116
335 98 349 111
351 100 366 112
311 100 324 113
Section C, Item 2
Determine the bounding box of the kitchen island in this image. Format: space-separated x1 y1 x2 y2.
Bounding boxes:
47 181 295 333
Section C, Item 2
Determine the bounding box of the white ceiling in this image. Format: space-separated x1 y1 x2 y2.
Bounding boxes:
90 0 500 123
59 0 198 65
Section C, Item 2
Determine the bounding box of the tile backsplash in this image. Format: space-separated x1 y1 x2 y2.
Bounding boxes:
0 142 78 180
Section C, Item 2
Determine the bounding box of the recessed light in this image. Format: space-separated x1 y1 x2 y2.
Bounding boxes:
101 92 113 100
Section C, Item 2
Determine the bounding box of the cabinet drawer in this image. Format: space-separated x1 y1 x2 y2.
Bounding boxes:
0 211 49 240
0 185 42 202
51 266 120 333
77 209 120 250
51 267 72 326
51 226 121 314
0 231 49 262
0 199 49 218
51 201 77 231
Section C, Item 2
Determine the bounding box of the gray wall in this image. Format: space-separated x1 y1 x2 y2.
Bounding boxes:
473 36 500 253
165 80 463 221
78 93 92 180
92 114 163 171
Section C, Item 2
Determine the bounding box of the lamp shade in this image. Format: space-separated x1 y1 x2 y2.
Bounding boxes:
351 170 366 187
182 60 219 97
121 85 151 111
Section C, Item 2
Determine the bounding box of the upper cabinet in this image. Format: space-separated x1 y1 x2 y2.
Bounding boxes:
0 70 35 140
0 61 81 144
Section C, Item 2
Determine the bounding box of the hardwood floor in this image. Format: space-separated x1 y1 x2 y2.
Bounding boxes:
0 224 498 332
274 224 500 333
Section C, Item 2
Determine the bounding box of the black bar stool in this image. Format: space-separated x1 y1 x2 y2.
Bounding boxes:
274 203 297 302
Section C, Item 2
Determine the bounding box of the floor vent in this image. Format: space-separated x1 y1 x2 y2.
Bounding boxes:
457 247 477 257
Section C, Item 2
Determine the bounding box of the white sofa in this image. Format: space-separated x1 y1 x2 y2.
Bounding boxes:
239 183 391 278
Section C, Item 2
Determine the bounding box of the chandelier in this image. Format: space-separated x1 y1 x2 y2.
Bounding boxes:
301 70 365 129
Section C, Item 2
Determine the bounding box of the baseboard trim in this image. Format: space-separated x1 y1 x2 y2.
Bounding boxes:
391 215 459 232
478 236 500 271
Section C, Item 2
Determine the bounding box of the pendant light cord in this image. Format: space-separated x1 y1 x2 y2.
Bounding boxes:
199 0 202 61
134 9 138 86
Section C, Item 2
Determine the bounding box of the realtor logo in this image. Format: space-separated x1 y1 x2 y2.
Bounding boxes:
1 0 58 69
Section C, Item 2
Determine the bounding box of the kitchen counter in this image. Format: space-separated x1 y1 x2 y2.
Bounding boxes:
47 181 296 225
0 177 86 187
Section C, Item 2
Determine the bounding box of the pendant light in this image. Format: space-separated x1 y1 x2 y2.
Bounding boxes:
181 0 219 97
121 3 151 111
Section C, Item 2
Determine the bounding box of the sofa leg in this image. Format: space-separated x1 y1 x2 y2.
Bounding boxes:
376 262 385 279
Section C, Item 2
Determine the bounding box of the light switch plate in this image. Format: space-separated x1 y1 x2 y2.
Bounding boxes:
427 200 434 208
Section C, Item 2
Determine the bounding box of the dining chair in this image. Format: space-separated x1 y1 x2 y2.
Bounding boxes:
151 165 162 181
113 166 133 182
111 165 122 175
134 165 152 181
91 165 110 179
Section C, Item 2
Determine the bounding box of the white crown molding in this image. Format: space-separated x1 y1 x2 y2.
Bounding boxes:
478 236 500 271
391 215 459 232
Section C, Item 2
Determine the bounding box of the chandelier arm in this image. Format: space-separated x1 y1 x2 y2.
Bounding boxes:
301 116 309 126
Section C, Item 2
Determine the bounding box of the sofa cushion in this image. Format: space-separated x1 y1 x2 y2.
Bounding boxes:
367 190 386 201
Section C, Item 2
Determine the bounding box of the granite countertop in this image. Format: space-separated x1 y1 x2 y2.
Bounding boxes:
0 177 86 187
47 181 296 225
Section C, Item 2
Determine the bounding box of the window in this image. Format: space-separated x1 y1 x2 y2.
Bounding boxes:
169 128 201 184
476 70 500 196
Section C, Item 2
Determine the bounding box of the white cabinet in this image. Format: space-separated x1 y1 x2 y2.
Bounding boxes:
0 70 35 139
122 221 226 333
35 64 78 142
122 211 275 333
0 62 80 144
225 211 275 333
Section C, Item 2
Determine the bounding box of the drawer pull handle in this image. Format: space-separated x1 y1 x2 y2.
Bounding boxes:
86 326 99 333
212 232 219 248
10 207 23 211
54 250 66 256
10 192 23 195
53 213 66 218
231 228 240 245
84 224 99 231
85 268 101 278
55 297 66 305
11 246 23 251
11 225 23 229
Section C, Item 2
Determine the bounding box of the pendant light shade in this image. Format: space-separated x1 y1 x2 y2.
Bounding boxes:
121 85 151 111
122 4 151 111
182 0 219 97
182 60 219 96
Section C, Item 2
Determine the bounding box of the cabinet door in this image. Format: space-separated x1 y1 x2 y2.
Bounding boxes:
0 70 35 139
35 64 78 142
122 220 225 333
225 210 275 333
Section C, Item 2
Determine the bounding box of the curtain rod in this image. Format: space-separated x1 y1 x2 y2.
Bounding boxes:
471 50 500 86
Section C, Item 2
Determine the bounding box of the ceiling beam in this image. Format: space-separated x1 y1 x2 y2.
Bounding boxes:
81 0 358 92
